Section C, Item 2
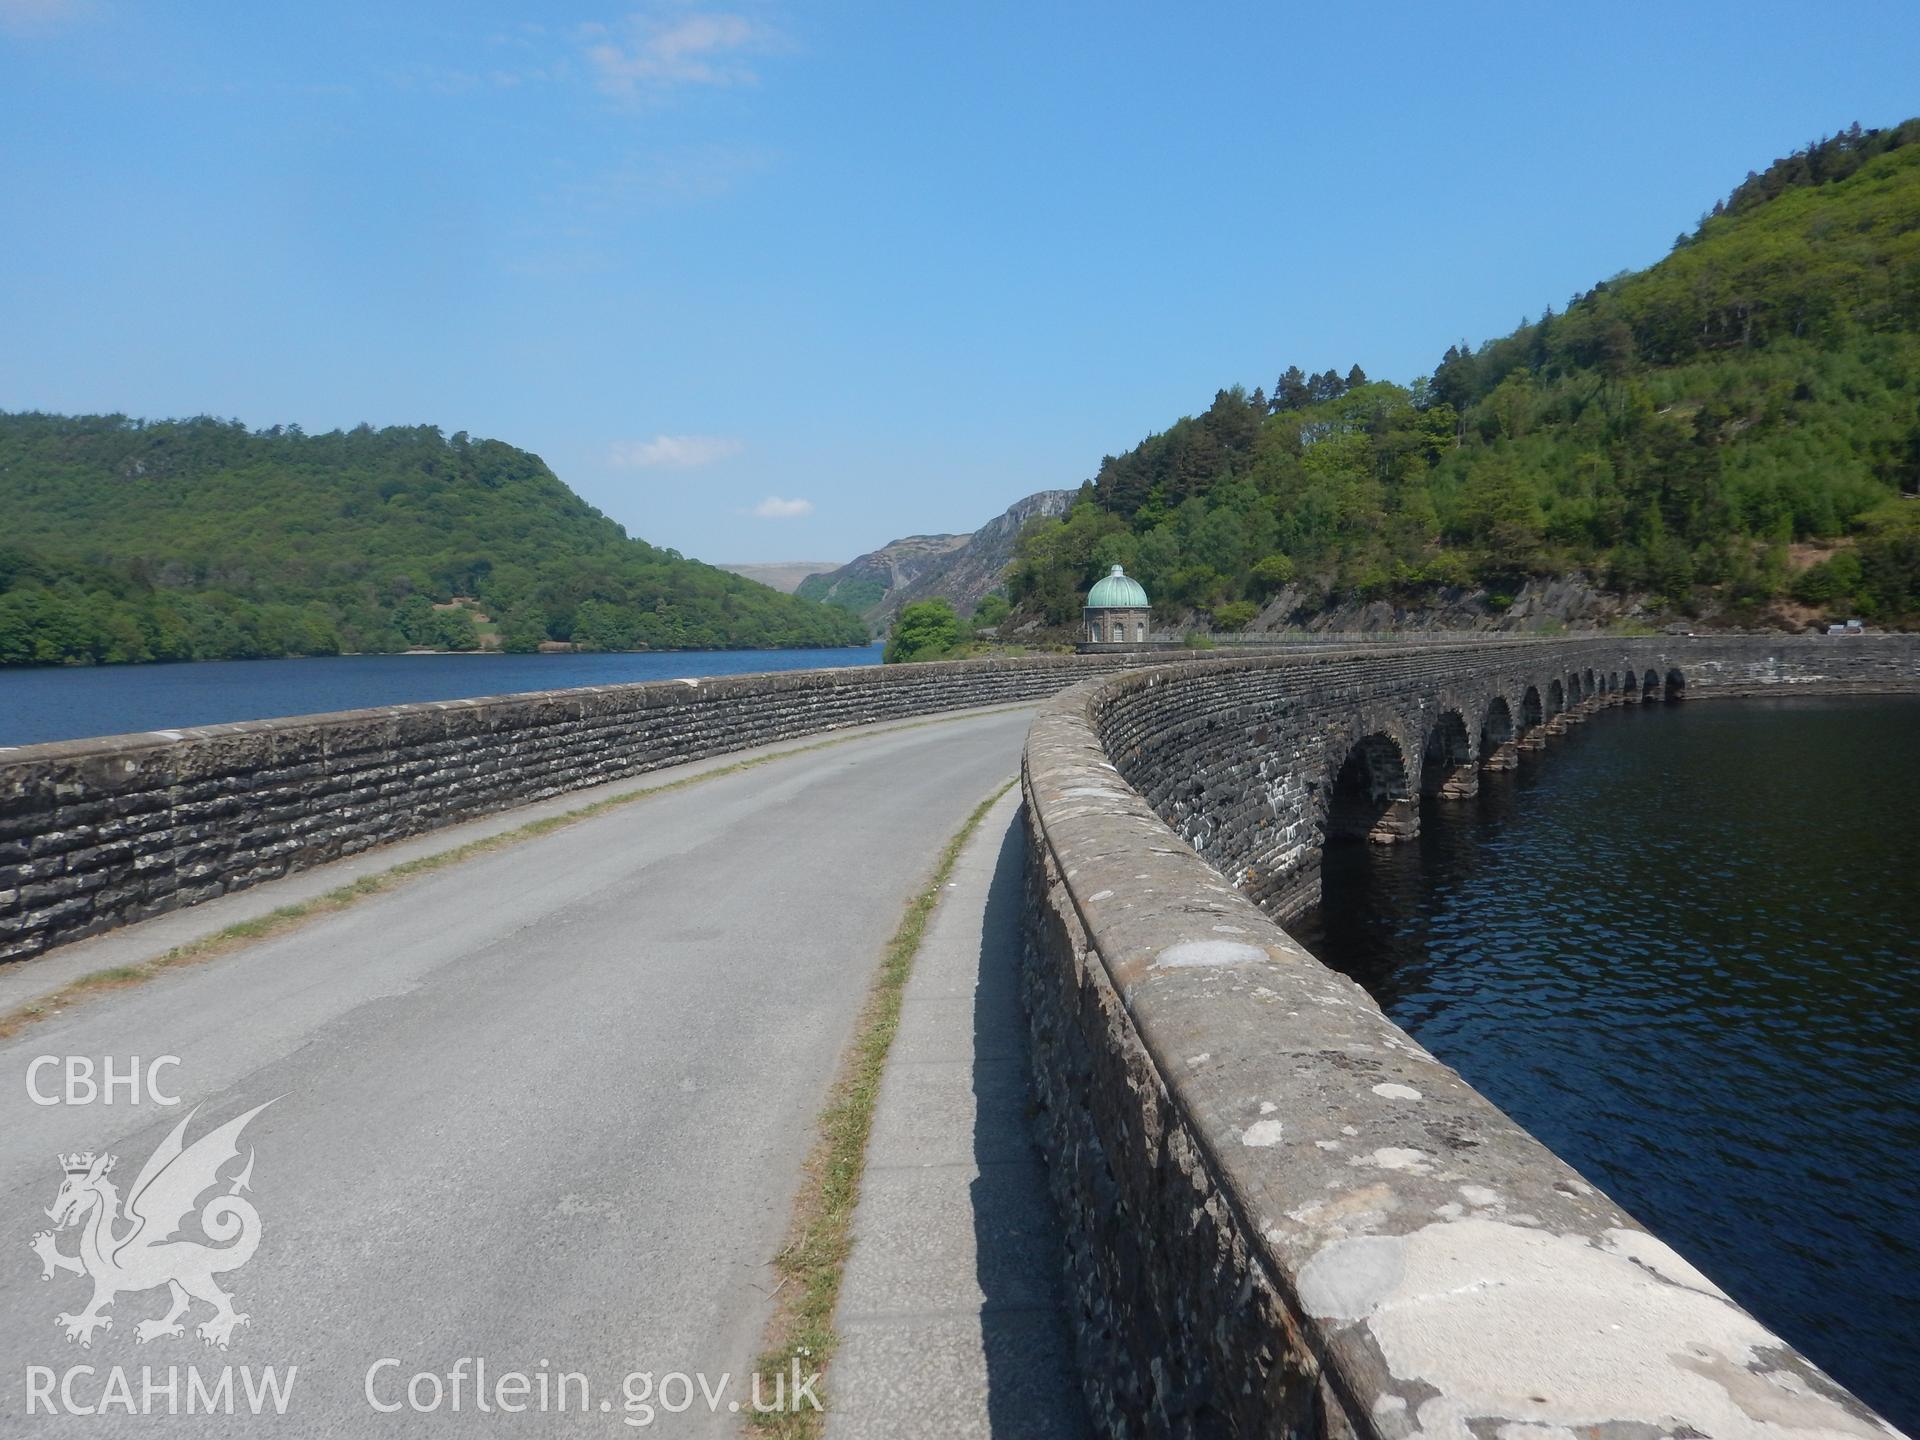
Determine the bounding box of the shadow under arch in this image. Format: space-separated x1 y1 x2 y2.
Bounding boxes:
1420 710 1477 799
1326 731 1418 844
1479 694 1518 770
1518 684 1546 747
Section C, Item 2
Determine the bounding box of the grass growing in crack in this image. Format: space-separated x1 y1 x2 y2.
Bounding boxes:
748 779 1015 1438
0 707 1034 1042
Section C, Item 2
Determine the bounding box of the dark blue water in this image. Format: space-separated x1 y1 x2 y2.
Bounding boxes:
1298 697 1920 1430
0 645 885 747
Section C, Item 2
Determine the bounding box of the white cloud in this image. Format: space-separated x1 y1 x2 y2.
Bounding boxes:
585 10 774 97
751 496 813 520
609 434 744 468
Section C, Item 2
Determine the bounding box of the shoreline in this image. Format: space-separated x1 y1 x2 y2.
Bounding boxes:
0 640 883 674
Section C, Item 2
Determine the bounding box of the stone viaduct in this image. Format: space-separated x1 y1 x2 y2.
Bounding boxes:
3 633 1916 1437
1023 633 1918 1439
1085 635 1911 922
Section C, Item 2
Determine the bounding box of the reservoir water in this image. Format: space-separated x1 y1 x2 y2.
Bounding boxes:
0 644 884 748
1296 696 1920 1429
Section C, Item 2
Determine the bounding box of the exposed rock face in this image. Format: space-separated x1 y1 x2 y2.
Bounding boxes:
801 489 1073 630
1242 574 1653 633
797 533 971 618
885 489 1074 626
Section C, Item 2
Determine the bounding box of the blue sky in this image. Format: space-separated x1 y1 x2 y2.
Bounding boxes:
4 2 1917 565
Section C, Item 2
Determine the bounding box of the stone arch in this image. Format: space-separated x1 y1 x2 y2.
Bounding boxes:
1582 667 1597 699
1642 668 1659 696
1665 668 1686 701
1547 678 1566 716
1479 694 1518 770
1566 672 1583 704
1420 710 1477 799
1325 731 1417 844
1520 685 1544 729
1482 695 1512 744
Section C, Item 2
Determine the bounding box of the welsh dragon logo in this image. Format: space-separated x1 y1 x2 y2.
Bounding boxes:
28 1101 274 1350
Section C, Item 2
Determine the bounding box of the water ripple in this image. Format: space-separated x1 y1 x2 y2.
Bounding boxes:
1296 696 1920 1431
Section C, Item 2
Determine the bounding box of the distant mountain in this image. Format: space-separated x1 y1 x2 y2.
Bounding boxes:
797 533 969 620
0 413 870 665
714 561 846 595
799 490 1073 629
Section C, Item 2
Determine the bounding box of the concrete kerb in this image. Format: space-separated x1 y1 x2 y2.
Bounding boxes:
826 788 1089 1439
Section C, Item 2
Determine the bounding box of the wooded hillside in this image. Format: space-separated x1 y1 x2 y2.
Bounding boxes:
0 416 868 665
1008 121 1920 632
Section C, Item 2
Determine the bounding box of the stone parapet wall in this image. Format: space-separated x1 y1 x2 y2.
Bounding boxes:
1021 635 1914 1438
0 650 1213 964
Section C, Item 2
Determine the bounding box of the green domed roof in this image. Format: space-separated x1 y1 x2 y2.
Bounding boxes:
1086 564 1149 609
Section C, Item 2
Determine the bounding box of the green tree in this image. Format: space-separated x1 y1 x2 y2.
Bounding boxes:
0 412 868 667
1211 599 1259 630
884 600 964 664
971 593 1011 627
1250 553 1296 593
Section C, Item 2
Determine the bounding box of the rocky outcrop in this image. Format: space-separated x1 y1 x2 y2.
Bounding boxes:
1231 573 1841 637
801 489 1073 630
796 534 970 618
882 489 1074 625
1225 574 1654 635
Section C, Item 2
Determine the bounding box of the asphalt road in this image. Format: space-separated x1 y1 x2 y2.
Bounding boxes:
0 706 1033 1436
